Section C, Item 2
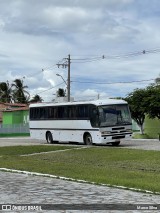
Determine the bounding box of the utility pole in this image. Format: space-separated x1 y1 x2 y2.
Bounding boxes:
67 54 71 102
57 54 71 102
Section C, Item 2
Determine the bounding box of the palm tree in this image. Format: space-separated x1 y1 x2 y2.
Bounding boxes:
57 88 66 97
29 94 43 103
0 81 12 103
12 79 30 103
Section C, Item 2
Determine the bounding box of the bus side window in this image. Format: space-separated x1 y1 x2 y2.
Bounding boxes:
68 107 72 118
58 107 67 119
30 108 33 120
84 106 89 118
61 106 69 119
68 106 75 118
35 108 40 119
77 105 83 118
77 105 89 119
48 107 54 119
90 107 99 127
73 106 77 118
44 107 48 119
40 107 47 119
63 106 68 118
54 107 58 119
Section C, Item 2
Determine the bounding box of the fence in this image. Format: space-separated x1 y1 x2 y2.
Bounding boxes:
0 124 29 134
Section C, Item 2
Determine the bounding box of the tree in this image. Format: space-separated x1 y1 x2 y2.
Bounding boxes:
30 94 43 103
0 81 12 103
56 88 66 97
124 88 147 134
12 79 30 103
145 84 160 119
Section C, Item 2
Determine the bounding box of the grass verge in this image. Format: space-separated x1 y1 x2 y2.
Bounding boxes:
0 133 30 137
132 133 150 139
0 145 77 155
0 145 160 193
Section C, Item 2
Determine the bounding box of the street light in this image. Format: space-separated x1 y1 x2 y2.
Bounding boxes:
56 74 68 99
56 74 67 86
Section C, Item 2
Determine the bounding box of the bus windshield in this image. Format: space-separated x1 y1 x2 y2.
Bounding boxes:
98 104 132 127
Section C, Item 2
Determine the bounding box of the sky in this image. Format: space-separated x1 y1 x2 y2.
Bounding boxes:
0 0 160 102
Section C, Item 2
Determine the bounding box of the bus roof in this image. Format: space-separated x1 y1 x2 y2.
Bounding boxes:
29 99 128 108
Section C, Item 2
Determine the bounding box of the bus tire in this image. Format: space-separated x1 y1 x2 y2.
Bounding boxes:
112 141 120 146
84 133 93 145
46 132 53 144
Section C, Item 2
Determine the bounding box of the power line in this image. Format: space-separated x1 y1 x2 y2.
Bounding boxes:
71 58 103 63
26 65 59 78
26 69 45 78
71 48 160 63
72 78 155 85
20 47 160 80
7 48 160 99
71 55 105 63
102 49 157 59
23 59 66 79
35 82 65 95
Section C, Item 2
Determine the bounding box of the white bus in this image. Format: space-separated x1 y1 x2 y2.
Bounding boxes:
29 99 132 146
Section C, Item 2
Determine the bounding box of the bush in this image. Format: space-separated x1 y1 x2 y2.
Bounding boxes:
132 133 150 139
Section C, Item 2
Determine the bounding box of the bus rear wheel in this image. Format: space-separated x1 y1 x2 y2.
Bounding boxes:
46 132 53 144
84 133 93 145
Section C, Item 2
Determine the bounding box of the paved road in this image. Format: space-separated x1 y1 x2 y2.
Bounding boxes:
120 139 160 151
0 138 160 212
0 137 160 150
0 171 160 213
0 137 45 147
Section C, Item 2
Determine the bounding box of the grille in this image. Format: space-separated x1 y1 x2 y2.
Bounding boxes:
112 127 125 130
112 135 125 139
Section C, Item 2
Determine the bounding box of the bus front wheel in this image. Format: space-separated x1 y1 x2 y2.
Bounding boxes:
46 132 53 144
84 133 92 145
112 141 120 146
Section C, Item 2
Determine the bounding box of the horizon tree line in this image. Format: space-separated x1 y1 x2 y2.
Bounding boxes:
124 83 160 134
0 79 65 104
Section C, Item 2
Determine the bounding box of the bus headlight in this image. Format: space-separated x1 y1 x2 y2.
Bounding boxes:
126 129 132 132
101 131 110 135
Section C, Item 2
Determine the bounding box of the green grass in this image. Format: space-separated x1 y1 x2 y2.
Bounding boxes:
0 145 76 155
0 145 160 193
145 116 160 139
0 133 30 137
132 133 150 139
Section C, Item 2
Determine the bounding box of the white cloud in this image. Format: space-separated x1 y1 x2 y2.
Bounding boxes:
74 88 109 101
